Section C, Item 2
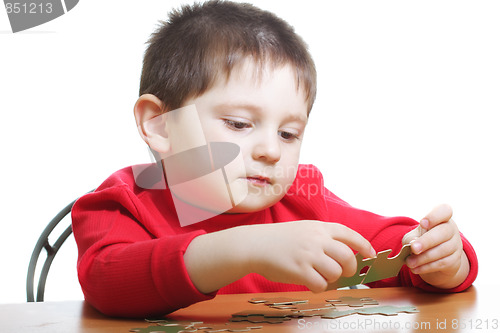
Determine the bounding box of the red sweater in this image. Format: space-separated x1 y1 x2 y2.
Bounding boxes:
72 164 478 318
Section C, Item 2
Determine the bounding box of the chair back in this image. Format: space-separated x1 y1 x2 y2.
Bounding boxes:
26 191 92 302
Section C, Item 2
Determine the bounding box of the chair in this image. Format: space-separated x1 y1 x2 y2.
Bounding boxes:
26 190 93 302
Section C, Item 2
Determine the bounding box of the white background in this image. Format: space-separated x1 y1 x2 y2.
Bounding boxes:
1 1 498 304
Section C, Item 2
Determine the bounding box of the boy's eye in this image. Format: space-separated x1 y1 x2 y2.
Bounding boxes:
279 130 300 141
223 119 251 130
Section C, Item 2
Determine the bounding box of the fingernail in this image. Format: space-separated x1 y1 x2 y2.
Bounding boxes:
420 218 429 229
370 247 377 258
412 241 423 254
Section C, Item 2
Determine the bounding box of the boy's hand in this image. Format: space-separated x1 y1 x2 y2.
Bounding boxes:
402 204 470 289
184 221 375 294
247 221 376 293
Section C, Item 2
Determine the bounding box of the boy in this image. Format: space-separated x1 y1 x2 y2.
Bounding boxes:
72 0 477 318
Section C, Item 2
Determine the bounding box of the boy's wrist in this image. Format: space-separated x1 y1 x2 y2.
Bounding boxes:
184 226 255 294
229 225 262 276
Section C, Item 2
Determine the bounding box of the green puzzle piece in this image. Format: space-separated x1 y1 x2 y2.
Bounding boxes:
326 244 412 290
357 305 419 316
130 325 192 333
362 244 412 285
326 253 375 290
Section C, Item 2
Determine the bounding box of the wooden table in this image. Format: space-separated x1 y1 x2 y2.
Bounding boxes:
1 286 496 332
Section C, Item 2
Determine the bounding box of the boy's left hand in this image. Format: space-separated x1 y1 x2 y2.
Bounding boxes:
402 204 470 289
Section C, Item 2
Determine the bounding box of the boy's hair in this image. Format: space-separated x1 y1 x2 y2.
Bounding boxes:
140 0 317 114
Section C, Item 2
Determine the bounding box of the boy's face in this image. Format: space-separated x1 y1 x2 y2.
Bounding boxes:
177 60 308 213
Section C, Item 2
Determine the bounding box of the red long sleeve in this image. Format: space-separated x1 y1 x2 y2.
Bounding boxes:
72 164 478 317
72 180 214 317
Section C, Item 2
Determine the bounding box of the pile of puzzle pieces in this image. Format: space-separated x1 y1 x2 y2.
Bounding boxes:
131 296 418 332
233 296 418 323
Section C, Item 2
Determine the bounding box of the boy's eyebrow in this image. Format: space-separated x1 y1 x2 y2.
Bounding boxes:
215 102 308 124
284 112 309 125
215 102 260 113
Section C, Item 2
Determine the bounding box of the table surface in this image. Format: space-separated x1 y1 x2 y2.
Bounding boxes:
1 286 497 332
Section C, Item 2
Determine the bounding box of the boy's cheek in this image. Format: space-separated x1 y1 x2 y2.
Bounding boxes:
164 141 248 224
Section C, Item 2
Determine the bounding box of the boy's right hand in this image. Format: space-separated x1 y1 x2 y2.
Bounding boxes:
246 221 376 292
184 221 375 294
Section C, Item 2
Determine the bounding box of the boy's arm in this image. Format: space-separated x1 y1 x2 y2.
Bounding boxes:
184 221 376 294
322 187 477 291
72 186 215 318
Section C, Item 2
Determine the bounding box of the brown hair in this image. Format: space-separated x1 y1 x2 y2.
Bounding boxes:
140 0 317 114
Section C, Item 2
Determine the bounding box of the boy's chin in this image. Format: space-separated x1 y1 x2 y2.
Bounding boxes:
224 194 284 214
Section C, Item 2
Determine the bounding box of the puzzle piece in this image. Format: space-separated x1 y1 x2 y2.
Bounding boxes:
232 309 296 318
326 296 378 307
230 315 290 324
319 305 418 319
233 308 333 320
326 244 412 289
356 305 419 316
197 323 263 332
157 323 202 328
326 254 375 290
130 325 195 333
271 303 334 312
248 297 307 305
145 318 171 323
292 308 346 318
319 309 359 319
362 245 412 284
145 319 203 328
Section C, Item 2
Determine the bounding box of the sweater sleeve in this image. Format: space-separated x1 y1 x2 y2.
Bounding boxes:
71 184 215 318
320 179 478 293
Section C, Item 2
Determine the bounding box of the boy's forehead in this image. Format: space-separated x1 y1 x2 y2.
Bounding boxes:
203 58 309 118
221 58 294 86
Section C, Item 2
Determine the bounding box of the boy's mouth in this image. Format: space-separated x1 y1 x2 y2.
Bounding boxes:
245 175 271 187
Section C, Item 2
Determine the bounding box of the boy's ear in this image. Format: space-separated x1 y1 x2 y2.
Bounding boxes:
134 94 170 154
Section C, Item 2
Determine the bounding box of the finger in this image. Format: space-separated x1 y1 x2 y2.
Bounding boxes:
408 249 462 275
407 236 458 269
328 224 376 258
303 267 329 293
312 255 343 284
323 240 357 278
421 204 453 230
411 221 457 255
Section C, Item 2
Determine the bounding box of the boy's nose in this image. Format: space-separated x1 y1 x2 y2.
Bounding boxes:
251 132 281 164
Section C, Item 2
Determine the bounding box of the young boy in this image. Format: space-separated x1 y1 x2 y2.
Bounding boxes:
72 0 478 318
